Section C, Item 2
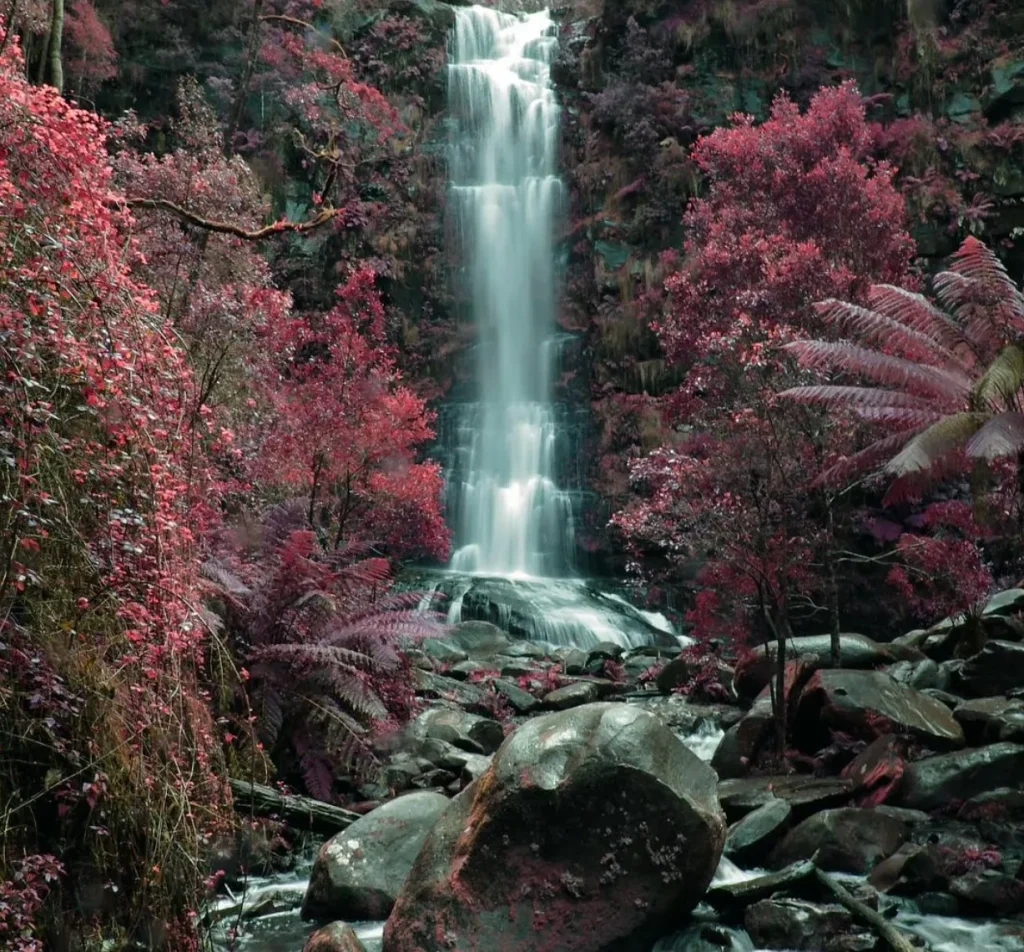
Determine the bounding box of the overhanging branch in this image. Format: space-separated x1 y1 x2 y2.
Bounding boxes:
117 198 342 241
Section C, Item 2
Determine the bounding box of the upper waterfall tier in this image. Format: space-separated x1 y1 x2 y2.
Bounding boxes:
446 7 575 579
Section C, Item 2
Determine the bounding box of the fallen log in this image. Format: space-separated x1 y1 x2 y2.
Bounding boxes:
813 866 925 952
229 778 360 834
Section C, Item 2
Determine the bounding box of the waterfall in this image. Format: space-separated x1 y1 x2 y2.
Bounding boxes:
447 7 573 579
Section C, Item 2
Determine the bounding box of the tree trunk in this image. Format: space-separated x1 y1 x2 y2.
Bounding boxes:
47 0 63 91
228 778 360 834
825 496 841 667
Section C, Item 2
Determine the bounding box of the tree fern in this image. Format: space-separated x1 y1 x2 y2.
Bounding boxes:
780 237 1024 491
205 501 443 802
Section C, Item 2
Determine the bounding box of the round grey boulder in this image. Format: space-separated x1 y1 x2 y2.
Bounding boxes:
302 791 449 922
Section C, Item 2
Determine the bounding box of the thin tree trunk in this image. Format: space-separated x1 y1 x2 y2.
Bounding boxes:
764 598 789 756
33 28 48 83
47 0 63 91
0 0 20 57
227 0 265 154
825 495 841 666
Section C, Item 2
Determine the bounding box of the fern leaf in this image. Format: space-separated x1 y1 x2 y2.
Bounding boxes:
294 732 336 803
783 340 971 402
779 385 934 410
884 412 986 476
851 408 945 427
973 343 1024 407
867 285 971 357
946 236 1024 318
815 431 923 486
257 687 285 746
814 299 956 363
965 411 1024 460
933 269 1014 359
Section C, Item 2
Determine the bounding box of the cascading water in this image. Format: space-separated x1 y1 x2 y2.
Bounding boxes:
421 5 681 649
447 6 573 578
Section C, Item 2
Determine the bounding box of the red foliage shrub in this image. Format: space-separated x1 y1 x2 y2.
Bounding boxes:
0 855 64 952
657 82 915 378
0 28 226 942
255 268 449 561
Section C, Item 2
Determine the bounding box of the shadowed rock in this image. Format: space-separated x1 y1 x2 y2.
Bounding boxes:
795 669 965 753
303 792 449 922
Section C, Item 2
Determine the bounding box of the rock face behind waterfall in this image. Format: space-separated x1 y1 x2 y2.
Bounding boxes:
382 702 726 952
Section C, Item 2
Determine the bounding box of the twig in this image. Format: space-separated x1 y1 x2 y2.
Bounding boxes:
813 867 926 952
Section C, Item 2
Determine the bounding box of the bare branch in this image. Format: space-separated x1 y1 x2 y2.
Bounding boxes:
117 197 342 241
259 14 347 57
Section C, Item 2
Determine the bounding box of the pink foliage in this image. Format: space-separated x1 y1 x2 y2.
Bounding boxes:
64 0 117 91
255 269 449 560
658 82 915 377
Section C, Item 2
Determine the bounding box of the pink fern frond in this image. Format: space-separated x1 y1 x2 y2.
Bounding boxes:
866 285 973 359
946 236 1024 319
851 407 945 427
813 298 957 363
783 340 971 403
815 431 923 486
778 384 935 409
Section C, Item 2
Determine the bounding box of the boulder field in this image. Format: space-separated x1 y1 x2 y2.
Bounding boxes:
282 595 1024 951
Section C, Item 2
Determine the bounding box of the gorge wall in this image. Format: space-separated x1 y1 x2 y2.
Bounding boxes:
545 0 1024 574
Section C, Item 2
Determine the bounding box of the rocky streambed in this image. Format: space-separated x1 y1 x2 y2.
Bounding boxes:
209 590 1024 952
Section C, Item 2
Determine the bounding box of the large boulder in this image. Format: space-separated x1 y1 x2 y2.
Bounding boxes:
734 634 890 699
302 792 449 922
954 696 1024 744
768 808 908 874
899 743 1024 810
382 703 726 952
744 898 860 952
447 620 509 658
407 707 505 755
713 660 812 778
794 669 965 753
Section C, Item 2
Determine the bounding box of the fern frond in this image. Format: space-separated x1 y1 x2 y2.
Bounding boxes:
933 270 1012 359
293 732 336 803
884 412 987 476
867 285 971 357
783 340 972 402
814 299 956 363
965 411 1024 460
815 431 923 486
973 343 1024 408
779 385 934 410
946 236 1024 318
257 687 285 746
200 559 251 597
851 408 945 427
